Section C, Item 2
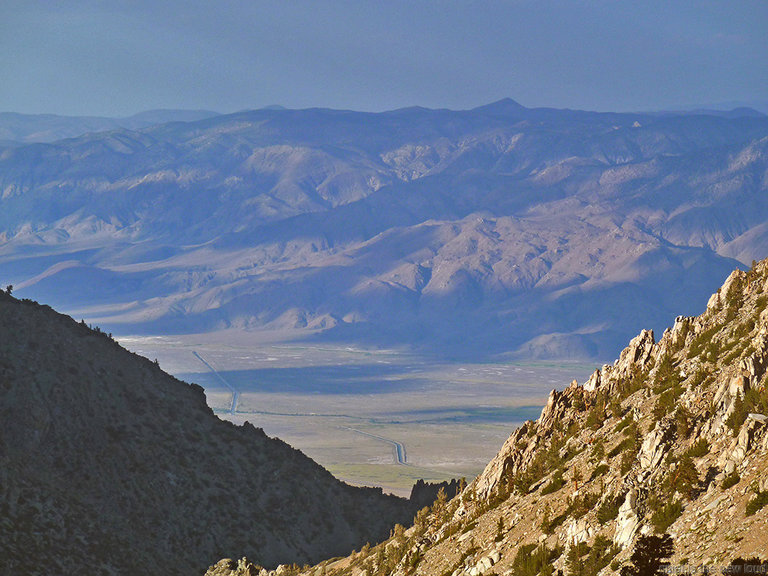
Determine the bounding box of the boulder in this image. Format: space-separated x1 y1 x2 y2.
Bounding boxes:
638 421 674 482
476 556 493 573
706 290 721 312
204 558 260 576
719 413 767 470
714 372 750 420
565 517 593 545
584 371 601 392
614 330 656 380
741 354 768 388
613 489 641 549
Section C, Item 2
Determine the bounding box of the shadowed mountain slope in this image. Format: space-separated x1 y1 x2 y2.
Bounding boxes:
0 292 418 575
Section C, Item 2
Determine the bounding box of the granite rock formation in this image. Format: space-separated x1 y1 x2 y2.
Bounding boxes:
276 259 768 576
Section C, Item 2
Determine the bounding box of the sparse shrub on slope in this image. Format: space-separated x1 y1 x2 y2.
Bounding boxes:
721 472 741 490
689 323 721 359
589 463 609 481
586 394 608 431
541 468 565 495
727 384 768 436
596 492 625 524
674 405 694 438
649 498 683 533
725 557 768 574
652 355 680 394
663 455 701 500
539 504 568 534
567 536 620 576
683 438 710 459
567 491 599 520
745 489 768 517
511 543 562 576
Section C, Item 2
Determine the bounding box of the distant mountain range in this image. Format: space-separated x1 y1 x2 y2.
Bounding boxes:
1 100 767 359
0 109 220 145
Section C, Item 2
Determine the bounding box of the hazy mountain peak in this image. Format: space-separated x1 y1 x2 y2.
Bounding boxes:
471 97 528 114
0 109 221 144
121 109 221 124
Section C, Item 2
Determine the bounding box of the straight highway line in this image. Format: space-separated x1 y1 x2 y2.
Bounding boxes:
193 351 239 415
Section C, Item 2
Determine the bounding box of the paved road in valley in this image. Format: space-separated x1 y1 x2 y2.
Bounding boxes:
188 356 410 466
193 351 239 415
342 426 407 465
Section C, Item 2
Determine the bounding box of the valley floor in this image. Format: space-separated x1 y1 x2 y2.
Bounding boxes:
119 332 593 495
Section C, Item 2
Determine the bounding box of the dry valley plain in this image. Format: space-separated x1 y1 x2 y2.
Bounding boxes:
121 332 593 495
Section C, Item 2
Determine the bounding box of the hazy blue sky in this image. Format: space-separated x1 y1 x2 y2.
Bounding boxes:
2 0 766 116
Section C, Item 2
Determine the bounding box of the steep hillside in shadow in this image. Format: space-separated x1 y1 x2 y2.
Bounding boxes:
0 292 418 575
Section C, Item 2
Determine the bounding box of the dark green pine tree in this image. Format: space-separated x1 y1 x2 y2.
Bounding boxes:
725 557 768 574
620 534 674 576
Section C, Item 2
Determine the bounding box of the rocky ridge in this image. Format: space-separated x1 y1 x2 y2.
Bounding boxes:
0 292 421 576
246 260 768 576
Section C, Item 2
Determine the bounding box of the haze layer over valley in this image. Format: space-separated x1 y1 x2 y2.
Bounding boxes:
124 332 593 494
2 100 767 361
